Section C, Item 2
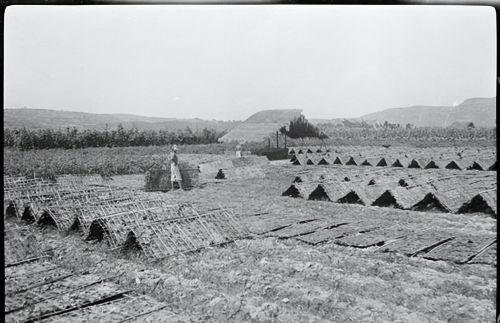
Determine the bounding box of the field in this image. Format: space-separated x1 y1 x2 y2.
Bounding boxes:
315 126 496 148
3 146 236 178
4 145 497 322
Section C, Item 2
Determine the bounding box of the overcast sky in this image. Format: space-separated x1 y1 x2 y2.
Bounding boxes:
4 5 496 121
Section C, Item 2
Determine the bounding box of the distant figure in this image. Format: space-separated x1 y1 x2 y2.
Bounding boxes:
169 145 183 190
235 143 242 158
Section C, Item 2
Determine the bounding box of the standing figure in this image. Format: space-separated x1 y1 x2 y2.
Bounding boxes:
169 145 183 190
235 143 242 158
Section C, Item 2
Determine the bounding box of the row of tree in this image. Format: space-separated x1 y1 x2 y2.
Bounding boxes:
4 124 225 150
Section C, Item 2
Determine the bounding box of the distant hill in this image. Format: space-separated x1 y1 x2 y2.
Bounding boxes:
219 109 302 143
3 108 240 132
359 97 496 128
4 97 495 133
310 98 496 128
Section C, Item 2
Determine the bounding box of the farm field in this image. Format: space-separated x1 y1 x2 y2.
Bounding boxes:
281 165 497 215
311 127 496 148
3 146 236 178
288 146 496 170
4 145 497 322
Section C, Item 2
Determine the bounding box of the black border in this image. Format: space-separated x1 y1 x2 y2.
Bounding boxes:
1 1 498 321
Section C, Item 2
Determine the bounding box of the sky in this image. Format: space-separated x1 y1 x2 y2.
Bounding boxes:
4 5 496 121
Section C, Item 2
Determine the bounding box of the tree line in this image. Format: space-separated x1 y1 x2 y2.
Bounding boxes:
4 124 225 150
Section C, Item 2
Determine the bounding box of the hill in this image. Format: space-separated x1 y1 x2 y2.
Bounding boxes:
310 98 496 128
3 108 240 132
359 97 496 128
219 109 302 143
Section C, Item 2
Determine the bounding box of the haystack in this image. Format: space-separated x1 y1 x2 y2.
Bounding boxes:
282 184 302 198
408 159 423 169
318 158 329 165
21 206 36 224
392 159 405 168
371 190 403 209
337 190 365 205
5 202 20 218
345 157 357 166
457 190 497 216
215 169 226 179
360 159 372 166
282 183 316 199
466 161 484 171
308 184 331 201
410 193 449 213
444 160 462 170
424 160 440 169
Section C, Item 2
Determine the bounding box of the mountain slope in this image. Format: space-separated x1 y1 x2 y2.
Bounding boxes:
359 97 496 127
3 108 240 132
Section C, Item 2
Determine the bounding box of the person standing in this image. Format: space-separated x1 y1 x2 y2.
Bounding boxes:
169 145 183 190
235 143 242 158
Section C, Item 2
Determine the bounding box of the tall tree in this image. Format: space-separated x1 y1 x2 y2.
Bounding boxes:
280 115 327 140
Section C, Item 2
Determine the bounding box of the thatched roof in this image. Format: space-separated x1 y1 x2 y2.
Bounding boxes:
219 109 302 143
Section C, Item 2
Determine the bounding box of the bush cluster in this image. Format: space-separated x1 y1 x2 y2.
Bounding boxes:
4 124 225 150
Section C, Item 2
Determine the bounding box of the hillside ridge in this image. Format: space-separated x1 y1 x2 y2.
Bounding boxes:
5 97 495 130
3 108 240 132
311 97 495 128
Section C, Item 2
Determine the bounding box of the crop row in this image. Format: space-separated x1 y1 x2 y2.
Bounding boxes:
290 153 496 171
289 145 496 169
282 169 497 216
3 147 231 178
4 176 250 261
4 248 177 322
289 145 496 157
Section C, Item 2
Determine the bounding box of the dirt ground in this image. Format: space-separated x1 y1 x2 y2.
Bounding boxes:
5 160 497 322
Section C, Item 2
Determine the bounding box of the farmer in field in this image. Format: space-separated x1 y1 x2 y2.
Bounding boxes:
235 143 242 158
169 145 183 190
